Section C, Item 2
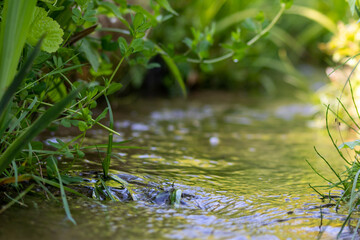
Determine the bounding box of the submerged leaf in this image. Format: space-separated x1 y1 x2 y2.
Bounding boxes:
27 7 64 53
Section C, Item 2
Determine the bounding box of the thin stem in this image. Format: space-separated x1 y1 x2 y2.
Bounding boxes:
247 3 286 46
186 3 286 64
108 56 125 86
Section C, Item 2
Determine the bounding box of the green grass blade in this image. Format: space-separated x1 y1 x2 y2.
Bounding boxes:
285 5 337 33
348 79 360 122
33 177 58 201
325 105 352 165
0 184 34 214
99 177 116 201
0 38 43 117
306 159 335 185
31 175 86 198
349 169 360 212
49 156 76 225
156 45 187 97
0 85 84 174
336 98 360 130
102 96 114 178
313 147 344 187
0 0 37 99
110 174 138 201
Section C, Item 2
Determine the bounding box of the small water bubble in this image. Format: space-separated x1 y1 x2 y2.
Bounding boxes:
209 136 220 146
248 147 256 152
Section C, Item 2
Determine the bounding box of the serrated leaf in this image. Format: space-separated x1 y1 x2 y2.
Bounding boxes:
27 7 64 53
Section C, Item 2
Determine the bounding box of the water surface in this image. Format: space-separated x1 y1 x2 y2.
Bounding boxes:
0 93 355 239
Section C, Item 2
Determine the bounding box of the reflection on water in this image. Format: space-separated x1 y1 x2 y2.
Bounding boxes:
0 95 355 239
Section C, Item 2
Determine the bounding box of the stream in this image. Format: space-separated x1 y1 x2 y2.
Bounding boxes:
0 92 356 239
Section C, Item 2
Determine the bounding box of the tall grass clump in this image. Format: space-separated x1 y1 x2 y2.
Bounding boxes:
308 67 360 238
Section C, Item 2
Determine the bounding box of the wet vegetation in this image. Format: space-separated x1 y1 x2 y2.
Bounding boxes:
2 0 360 239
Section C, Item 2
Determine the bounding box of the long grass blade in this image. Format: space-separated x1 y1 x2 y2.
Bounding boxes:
348 79 360 122
326 105 352 165
0 184 34 214
0 85 84 174
0 38 43 117
0 0 37 99
336 98 360 130
349 169 360 213
285 5 337 33
50 156 76 225
102 96 113 178
99 177 116 201
155 45 187 97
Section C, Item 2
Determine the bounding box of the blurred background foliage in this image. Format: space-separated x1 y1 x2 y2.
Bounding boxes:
116 0 352 98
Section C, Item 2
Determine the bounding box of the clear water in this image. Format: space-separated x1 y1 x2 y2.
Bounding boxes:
0 93 356 239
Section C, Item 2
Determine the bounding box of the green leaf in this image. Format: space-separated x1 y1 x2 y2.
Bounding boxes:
79 38 100 72
78 121 88 132
107 83 123 95
118 37 128 56
280 0 293 9
133 13 145 30
155 0 178 16
61 119 72 128
75 0 90 9
46 77 67 103
338 140 360 150
27 7 64 53
130 39 144 53
97 1 130 29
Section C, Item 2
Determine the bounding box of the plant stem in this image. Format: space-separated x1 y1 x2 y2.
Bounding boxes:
186 3 286 64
